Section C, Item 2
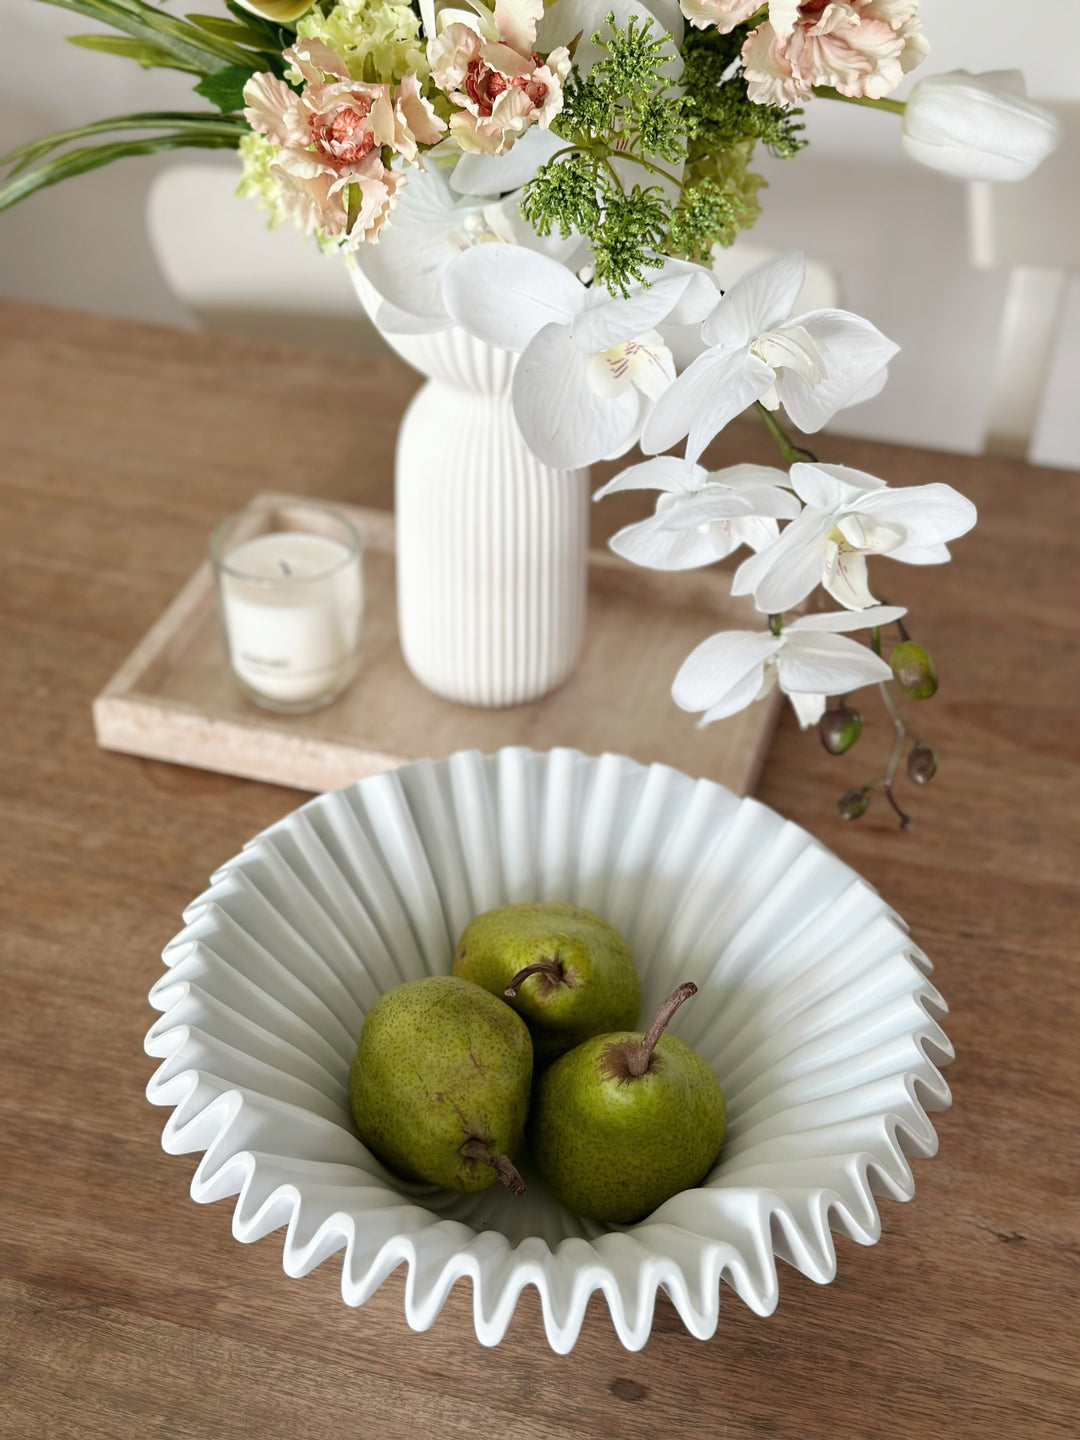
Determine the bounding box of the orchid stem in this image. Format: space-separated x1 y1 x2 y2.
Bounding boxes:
754 402 817 467
812 87 906 115
873 681 914 830
862 630 927 828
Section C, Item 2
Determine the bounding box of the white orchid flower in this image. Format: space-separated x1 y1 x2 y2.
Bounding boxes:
354 164 584 333
641 251 899 462
731 462 977 614
444 244 714 468
902 71 1061 183
594 456 801 570
673 604 907 730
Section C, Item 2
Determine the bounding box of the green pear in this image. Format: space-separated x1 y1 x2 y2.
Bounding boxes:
530 983 725 1224
349 975 532 1195
452 902 641 1064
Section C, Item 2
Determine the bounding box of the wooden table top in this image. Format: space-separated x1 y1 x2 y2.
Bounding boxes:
1 300 1076 1440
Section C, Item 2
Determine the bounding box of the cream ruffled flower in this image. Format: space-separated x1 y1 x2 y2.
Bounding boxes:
243 41 444 246
429 0 571 156
743 1 928 106
678 0 760 34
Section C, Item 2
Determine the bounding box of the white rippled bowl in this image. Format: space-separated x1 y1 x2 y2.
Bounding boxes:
145 747 952 1352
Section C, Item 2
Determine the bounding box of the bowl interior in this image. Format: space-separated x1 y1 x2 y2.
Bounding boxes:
147 748 951 1345
150 754 944 1249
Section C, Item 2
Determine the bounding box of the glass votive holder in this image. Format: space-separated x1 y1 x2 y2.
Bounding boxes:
210 502 363 714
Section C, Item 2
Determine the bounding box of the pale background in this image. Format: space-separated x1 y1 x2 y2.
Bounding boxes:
2 0 1079 466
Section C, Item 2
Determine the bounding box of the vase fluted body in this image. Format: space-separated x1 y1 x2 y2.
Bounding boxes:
353 272 589 707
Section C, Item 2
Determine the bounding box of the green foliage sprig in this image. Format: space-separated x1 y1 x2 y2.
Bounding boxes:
681 25 807 160
522 16 807 295
0 0 292 212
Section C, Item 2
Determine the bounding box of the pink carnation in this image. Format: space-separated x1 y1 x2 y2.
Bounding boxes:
270 146 407 247
242 42 444 245
429 0 570 156
743 1 928 105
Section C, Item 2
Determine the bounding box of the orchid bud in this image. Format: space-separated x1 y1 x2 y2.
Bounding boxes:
838 788 871 821
819 705 864 755
901 71 1061 182
890 641 938 699
907 743 938 785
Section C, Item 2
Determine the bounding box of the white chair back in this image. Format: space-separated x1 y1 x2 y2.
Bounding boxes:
967 102 1080 459
146 160 384 355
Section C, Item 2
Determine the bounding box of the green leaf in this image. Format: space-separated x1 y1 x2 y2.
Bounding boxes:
0 133 242 213
1 112 247 176
33 0 260 74
186 13 283 55
193 65 254 114
220 0 297 73
67 33 204 73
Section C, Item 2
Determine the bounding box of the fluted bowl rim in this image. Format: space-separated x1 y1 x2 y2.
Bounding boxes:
145 746 952 1351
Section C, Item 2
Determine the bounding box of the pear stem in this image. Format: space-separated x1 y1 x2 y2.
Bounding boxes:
460 1138 527 1197
504 959 564 997
625 983 698 1078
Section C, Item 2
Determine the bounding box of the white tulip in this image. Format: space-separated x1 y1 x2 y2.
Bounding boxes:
901 70 1061 183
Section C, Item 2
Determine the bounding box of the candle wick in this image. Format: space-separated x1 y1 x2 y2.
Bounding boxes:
278 558 292 577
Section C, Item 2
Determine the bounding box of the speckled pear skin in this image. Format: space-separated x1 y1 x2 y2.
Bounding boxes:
349 976 533 1193
452 903 641 1064
530 1031 726 1224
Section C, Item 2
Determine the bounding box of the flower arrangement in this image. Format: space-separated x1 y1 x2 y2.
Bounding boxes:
2 0 1061 824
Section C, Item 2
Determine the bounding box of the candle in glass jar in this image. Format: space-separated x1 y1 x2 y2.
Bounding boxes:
216 530 363 707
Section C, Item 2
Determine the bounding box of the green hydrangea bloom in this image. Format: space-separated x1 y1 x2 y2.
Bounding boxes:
236 132 342 255
236 131 289 228
674 138 766 258
294 0 429 85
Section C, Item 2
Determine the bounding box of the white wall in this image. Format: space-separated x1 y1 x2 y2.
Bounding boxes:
0 2 202 324
2 0 1079 465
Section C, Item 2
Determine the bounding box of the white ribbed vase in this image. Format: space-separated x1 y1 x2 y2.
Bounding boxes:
353 272 589 707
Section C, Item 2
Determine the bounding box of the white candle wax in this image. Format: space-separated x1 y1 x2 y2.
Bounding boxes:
218 532 362 705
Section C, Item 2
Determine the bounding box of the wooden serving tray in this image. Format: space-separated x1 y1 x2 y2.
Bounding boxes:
93 493 780 794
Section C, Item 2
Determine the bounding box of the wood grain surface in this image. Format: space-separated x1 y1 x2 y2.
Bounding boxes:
1 300 1077 1440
